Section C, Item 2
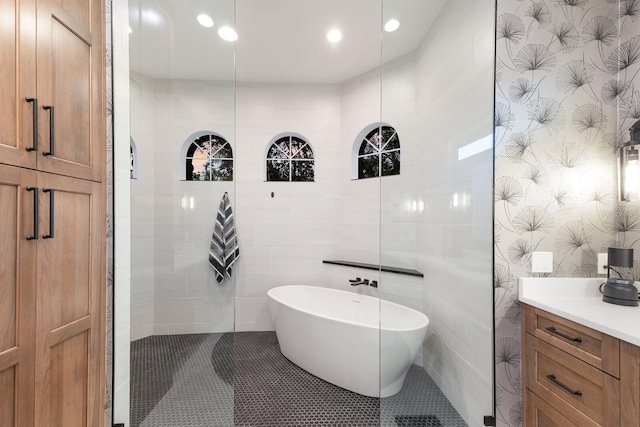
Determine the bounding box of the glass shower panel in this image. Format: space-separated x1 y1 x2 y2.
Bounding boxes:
124 0 502 425
234 0 384 425
128 0 236 425
380 0 495 426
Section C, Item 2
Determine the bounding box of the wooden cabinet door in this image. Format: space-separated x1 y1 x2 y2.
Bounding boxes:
621 341 640 427
34 172 104 427
0 164 36 427
0 0 37 169
35 0 104 182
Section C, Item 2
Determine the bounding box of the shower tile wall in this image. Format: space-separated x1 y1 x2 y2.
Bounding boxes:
130 77 236 338
409 1 495 426
130 74 420 335
130 73 155 340
234 83 344 331
339 68 382 270
131 79 358 335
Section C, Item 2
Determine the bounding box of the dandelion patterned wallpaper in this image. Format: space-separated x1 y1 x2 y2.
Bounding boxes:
495 0 640 425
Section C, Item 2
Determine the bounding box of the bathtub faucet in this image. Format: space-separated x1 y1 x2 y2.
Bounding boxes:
349 278 369 286
349 278 378 288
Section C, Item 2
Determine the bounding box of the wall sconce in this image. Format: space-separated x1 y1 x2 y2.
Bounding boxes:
620 120 640 201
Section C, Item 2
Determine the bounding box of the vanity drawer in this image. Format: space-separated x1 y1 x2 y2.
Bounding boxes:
524 305 620 377
525 333 619 426
524 389 598 427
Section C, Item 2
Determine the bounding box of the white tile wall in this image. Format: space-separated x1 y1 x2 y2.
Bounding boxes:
235 83 344 328
411 0 495 425
130 77 236 336
130 73 155 341
339 69 382 267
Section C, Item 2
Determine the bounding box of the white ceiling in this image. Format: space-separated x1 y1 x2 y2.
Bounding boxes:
128 0 447 84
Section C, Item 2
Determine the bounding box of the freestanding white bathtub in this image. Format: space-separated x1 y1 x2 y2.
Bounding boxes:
267 285 429 398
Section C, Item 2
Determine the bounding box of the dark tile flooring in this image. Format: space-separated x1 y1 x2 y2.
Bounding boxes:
130 332 467 427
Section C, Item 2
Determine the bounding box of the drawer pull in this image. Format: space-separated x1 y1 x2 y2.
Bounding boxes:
546 374 583 396
546 326 582 343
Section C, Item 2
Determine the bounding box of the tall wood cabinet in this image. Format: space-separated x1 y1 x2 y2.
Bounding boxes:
0 0 105 425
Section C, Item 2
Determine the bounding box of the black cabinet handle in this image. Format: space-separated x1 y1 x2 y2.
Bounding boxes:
546 326 582 343
26 186 38 240
546 374 582 396
43 189 54 239
26 98 38 152
43 105 54 156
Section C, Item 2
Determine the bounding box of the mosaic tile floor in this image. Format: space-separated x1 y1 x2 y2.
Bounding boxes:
130 332 467 427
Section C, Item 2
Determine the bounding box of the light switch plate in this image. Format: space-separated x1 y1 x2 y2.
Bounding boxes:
531 252 553 273
597 253 608 275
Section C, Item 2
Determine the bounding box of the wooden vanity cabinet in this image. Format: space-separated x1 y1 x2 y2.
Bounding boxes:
521 304 640 426
621 341 640 426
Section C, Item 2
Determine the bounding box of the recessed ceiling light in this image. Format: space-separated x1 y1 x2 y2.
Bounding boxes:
197 14 214 28
326 29 342 43
218 26 238 42
384 19 400 32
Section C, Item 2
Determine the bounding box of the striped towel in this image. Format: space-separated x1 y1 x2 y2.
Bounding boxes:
209 192 240 284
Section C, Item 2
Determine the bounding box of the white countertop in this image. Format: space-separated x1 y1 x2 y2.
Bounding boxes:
519 277 640 347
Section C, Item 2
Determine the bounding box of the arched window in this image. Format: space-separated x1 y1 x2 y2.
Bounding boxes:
266 133 315 182
130 137 138 179
181 132 233 181
354 124 400 179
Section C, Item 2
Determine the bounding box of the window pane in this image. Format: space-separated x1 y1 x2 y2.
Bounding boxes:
383 132 399 151
194 134 210 144
189 158 209 181
211 160 234 181
292 160 315 181
358 154 379 179
290 137 304 156
381 151 401 176
193 135 206 144
267 141 289 159
359 140 377 156
379 126 393 145
213 142 233 159
367 130 383 150
267 159 290 181
186 142 199 158
194 135 212 153
210 139 224 155
292 143 313 159
277 139 291 157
